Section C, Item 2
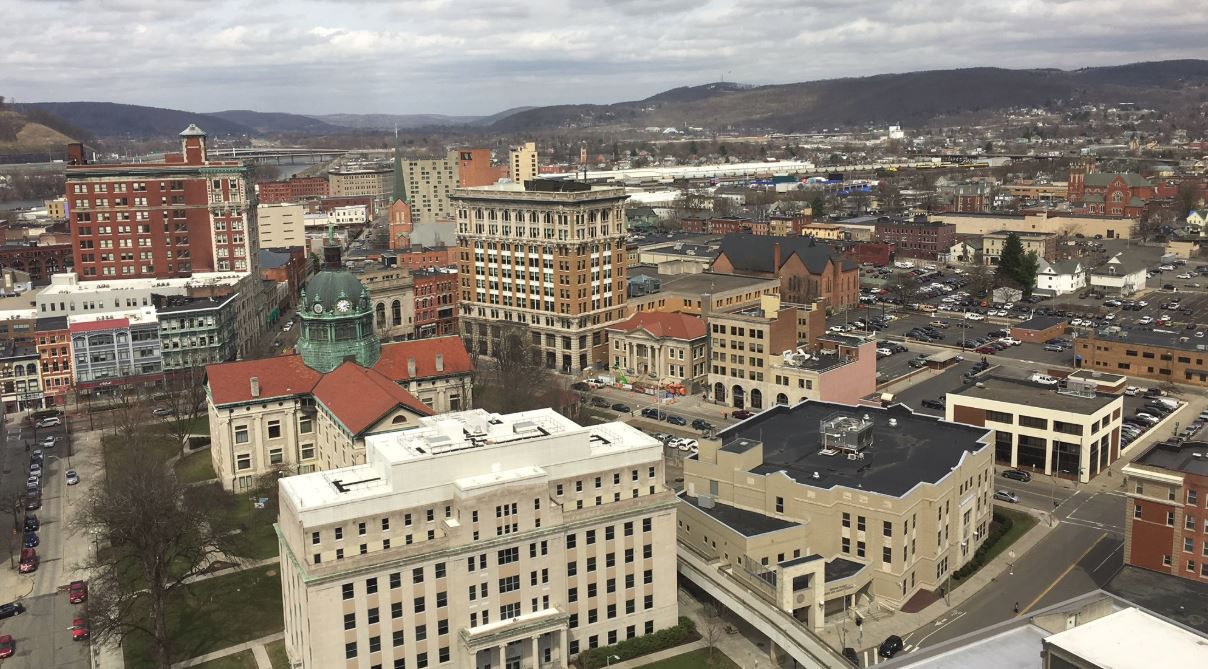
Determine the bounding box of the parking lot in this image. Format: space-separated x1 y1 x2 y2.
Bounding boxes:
0 592 90 669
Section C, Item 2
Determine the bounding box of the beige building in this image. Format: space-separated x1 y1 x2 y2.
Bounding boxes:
604 311 708 389
277 408 679 669
453 181 629 374
680 401 995 627
946 376 1123 483
509 142 538 184
624 271 780 318
257 203 307 248
355 264 416 342
401 154 459 225
44 197 67 221
980 231 1057 265
330 163 394 206
936 212 1134 240
206 337 474 491
800 223 844 240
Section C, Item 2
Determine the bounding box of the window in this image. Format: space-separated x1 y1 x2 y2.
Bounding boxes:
1168 511 1176 526
414 597 426 613
883 547 892 563
234 425 249 443
857 516 866 532
344 613 355 630
393 630 405 647
1134 504 1142 519
366 577 378 594
842 512 850 528
643 518 652 532
986 410 1013 424
342 583 354 600
268 448 283 465
435 562 446 578
775 496 784 513
235 453 251 471
883 520 893 537
267 420 282 439
345 642 357 659
413 567 424 584
392 602 402 619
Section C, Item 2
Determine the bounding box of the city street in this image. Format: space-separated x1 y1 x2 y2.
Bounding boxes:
0 414 92 669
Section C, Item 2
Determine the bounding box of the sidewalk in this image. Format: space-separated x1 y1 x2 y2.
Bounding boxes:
813 505 1055 652
171 631 282 669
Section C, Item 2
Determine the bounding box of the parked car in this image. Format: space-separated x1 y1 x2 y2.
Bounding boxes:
23 515 38 532
878 634 904 658
0 603 25 620
731 410 754 420
1002 469 1032 482
993 490 1020 503
24 495 40 511
70 617 90 641
665 414 687 426
1043 344 1065 352
35 416 62 428
68 580 88 604
40 435 57 448
589 396 610 408
0 635 13 659
921 398 945 410
610 403 631 413
1124 386 1141 396
691 419 715 431
151 406 173 417
18 548 37 573
22 532 37 548
65 470 80 486
640 407 665 420
1029 373 1059 386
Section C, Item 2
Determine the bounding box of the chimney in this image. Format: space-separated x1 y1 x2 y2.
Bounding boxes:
250 377 260 398
773 242 781 270
407 357 416 377
435 353 444 372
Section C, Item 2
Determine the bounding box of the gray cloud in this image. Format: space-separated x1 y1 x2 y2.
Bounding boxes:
1 0 1204 115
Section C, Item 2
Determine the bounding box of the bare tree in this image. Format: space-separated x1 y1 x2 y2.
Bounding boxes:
474 325 555 414
1175 179 1203 218
75 449 235 669
701 603 725 660
156 365 208 450
110 387 152 443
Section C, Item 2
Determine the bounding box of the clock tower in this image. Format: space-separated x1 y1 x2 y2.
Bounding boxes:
296 269 381 373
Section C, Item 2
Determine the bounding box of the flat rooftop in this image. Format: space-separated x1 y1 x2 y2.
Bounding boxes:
950 376 1119 414
1044 607 1207 667
1132 440 1208 477
680 494 799 537
1013 315 1066 331
1088 327 1208 353
627 269 771 297
723 401 991 497
1067 369 1126 383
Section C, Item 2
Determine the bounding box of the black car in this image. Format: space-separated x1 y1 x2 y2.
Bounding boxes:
666 415 687 426
24 495 40 511
0 603 25 620
921 398 945 410
23 515 38 532
691 418 715 431
640 407 666 420
1002 469 1031 482
842 647 860 666
571 382 591 392
878 634 904 658
590 396 610 408
611 403 631 413
1144 403 1173 416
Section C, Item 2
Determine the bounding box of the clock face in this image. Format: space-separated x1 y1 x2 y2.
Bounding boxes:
335 299 352 313
312 302 324 314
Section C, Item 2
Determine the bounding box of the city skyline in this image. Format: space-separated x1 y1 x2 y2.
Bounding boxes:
3 0 1203 116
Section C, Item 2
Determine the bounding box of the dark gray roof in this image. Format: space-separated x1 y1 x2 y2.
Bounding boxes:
36 316 68 331
1084 173 1151 188
825 557 865 582
716 234 856 274
720 437 761 454
725 401 990 497
258 248 294 270
1134 441 1208 477
1013 316 1067 331
779 554 823 568
679 494 800 537
1088 327 1208 353
1091 254 1149 276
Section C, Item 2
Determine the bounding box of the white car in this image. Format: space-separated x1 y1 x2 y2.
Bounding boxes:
877 347 894 356
1070 318 1083 326
1177 273 1194 279
1124 386 1141 396
1159 265 1176 271
965 312 985 321
1104 313 1115 321
894 261 915 269
1138 316 1154 325
1000 337 1021 346
1030 373 1059 386
35 416 62 428
1137 301 1149 307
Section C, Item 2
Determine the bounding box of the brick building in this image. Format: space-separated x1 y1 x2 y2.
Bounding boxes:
1075 330 1208 387
64 125 258 278
841 241 894 267
1068 165 1154 218
0 244 72 283
395 244 458 270
256 176 329 204
413 267 458 338
710 234 859 310
1123 441 1208 582
34 316 71 404
873 217 956 261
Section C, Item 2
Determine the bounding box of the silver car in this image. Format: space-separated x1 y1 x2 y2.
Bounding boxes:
993 490 1019 503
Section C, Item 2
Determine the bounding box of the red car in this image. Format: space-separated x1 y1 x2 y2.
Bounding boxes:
731 410 754 420
974 345 997 354
0 635 13 658
68 580 87 604
70 617 90 641
17 548 37 574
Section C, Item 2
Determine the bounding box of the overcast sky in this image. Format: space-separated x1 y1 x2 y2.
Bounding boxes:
4 0 1204 116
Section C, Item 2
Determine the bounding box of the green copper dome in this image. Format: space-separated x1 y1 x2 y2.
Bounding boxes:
297 270 380 372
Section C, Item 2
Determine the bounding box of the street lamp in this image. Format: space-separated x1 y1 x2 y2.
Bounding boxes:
1008 550 1016 576
605 655 621 667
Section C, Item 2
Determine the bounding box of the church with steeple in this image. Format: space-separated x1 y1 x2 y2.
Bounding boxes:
388 135 414 250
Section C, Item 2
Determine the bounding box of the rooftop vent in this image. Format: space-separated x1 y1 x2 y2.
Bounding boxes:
819 413 874 456
250 377 260 398
698 494 716 509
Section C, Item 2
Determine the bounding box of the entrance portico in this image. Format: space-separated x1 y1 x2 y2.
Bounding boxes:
463 609 570 669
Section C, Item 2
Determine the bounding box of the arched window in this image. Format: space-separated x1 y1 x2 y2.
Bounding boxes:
713 382 726 402
375 303 386 329
776 393 788 406
731 385 745 409
391 300 402 326
750 389 763 409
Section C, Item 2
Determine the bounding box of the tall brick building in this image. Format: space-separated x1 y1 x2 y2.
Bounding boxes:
256 176 329 204
873 217 956 261
64 125 258 279
1123 441 1208 583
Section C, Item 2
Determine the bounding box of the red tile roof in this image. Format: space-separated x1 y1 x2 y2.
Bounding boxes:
206 354 323 405
605 312 706 340
312 362 433 435
372 336 474 381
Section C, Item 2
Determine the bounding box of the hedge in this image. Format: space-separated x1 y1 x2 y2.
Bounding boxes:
577 616 698 668
952 511 1013 581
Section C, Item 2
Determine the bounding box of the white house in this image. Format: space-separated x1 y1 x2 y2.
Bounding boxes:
1035 258 1087 296
949 239 981 264
1089 253 1148 296
1187 209 1207 235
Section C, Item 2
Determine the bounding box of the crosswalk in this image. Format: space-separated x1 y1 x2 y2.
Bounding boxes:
860 643 917 666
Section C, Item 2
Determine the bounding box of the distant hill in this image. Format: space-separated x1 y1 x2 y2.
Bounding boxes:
209 109 342 134
490 60 1208 132
0 104 80 158
309 107 535 130
17 101 255 138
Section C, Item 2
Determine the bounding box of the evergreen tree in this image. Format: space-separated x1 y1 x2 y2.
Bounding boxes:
994 233 1039 295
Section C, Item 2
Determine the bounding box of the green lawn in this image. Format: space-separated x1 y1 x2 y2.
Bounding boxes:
175 451 217 484
634 648 741 669
264 639 290 669
982 506 1038 564
187 651 260 669
123 565 284 669
187 483 280 560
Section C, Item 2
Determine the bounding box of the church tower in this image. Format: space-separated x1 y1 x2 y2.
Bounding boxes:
388 132 414 250
296 270 381 373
